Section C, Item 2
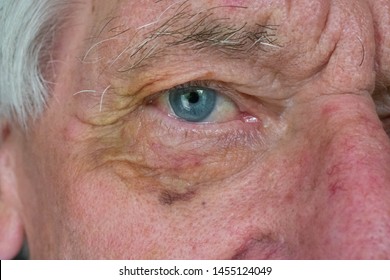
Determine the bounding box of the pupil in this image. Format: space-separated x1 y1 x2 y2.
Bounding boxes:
168 86 216 122
187 92 200 104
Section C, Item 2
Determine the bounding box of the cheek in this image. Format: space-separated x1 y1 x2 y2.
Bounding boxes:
60 172 243 259
61 175 163 258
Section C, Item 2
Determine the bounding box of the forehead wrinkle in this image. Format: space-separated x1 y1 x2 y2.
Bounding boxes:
93 1 281 74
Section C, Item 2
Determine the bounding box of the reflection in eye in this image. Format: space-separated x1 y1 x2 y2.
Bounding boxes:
169 86 217 122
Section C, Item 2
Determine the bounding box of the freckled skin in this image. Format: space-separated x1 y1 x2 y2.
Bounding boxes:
2 0 390 259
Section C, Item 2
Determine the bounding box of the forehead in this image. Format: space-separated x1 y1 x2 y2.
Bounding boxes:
90 0 284 27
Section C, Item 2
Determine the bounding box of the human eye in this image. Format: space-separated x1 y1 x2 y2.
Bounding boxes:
151 81 252 124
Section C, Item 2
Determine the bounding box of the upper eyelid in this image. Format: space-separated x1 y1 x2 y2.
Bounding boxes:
162 80 238 102
146 80 220 103
170 80 214 90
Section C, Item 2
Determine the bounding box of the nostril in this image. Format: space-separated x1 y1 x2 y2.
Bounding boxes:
373 86 390 137
382 117 390 137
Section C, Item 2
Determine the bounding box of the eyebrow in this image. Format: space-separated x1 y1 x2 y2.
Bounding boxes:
86 1 281 72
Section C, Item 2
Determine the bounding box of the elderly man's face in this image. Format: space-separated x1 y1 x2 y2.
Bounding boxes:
2 0 390 259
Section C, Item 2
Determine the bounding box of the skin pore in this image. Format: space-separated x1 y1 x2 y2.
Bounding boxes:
2 0 390 259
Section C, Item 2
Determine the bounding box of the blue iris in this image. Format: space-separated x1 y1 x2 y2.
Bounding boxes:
169 86 217 122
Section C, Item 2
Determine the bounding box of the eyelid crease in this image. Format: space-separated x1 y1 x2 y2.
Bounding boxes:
154 79 236 102
168 80 214 91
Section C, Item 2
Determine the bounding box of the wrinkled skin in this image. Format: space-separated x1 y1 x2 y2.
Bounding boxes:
1 0 390 259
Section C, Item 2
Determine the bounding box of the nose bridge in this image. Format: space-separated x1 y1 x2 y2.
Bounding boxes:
303 95 390 259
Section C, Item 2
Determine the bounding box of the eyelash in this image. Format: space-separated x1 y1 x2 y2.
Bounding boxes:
142 92 263 151
151 79 253 124
144 80 262 129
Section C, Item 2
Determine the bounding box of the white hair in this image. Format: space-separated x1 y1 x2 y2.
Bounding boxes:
0 0 67 127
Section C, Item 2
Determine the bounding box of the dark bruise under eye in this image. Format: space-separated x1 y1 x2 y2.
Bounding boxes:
159 189 197 205
168 86 217 122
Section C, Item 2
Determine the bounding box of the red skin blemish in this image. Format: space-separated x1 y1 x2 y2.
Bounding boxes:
328 181 347 198
321 104 341 117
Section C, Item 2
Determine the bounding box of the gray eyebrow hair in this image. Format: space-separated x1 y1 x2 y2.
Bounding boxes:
84 1 281 72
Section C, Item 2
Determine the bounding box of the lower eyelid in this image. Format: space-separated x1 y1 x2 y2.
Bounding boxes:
142 95 277 150
146 96 262 131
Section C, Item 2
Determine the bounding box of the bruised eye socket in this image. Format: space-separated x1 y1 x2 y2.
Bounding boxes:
169 86 217 122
